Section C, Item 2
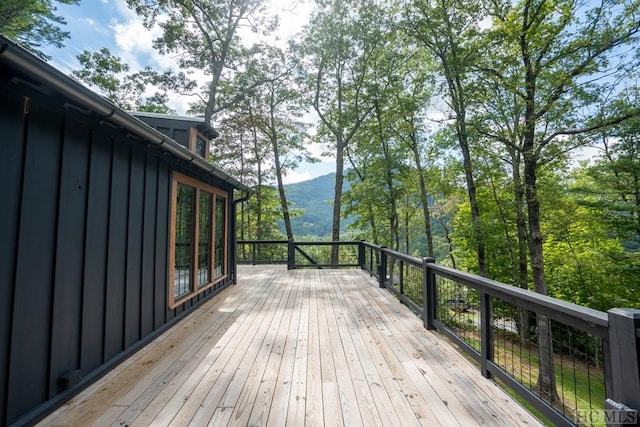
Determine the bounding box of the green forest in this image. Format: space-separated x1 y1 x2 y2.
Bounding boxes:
3 0 639 313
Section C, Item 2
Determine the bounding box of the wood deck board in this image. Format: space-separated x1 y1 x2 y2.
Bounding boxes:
39 266 542 427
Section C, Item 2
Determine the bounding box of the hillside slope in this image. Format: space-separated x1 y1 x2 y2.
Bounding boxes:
281 173 354 238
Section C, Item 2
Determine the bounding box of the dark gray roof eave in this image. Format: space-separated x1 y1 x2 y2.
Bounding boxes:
0 36 250 194
128 111 219 139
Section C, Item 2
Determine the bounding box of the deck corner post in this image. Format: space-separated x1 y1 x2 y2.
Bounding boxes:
423 257 436 331
480 291 493 379
287 239 295 270
378 246 387 288
606 308 640 422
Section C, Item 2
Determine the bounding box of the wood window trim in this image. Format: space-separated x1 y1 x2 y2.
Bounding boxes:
169 171 228 308
189 127 210 159
214 195 228 280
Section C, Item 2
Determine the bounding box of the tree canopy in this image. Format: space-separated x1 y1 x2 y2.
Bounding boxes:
0 0 80 59
58 0 640 311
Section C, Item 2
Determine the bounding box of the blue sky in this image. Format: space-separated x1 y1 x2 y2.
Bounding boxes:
41 0 334 184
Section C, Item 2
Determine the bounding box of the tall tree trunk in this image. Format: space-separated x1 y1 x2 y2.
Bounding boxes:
331 141 345 264
458 117 486 276
269 99 293 240
438 217 457 269
520 6 559 400
523 111 559 404
404 197 410 254
412 0 486 273
408 136 434 256
250 111 263 242
441 2 486 276
238 134 247 258
440 47 486 275
385 169 399 251
375 99 399 251
272 134 293 240
369 202 379 246
513 158 528 290
512 152 531 343
524 151 558 402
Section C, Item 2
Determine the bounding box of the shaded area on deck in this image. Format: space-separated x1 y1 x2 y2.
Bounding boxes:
39 266 541 426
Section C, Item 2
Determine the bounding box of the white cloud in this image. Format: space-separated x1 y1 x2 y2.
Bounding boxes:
110 20 161 69
283 170 314 184
283 158 335 184
109 0 175 69
306 141 330 159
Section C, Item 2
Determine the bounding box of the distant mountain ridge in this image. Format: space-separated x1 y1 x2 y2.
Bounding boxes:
280 172 354 238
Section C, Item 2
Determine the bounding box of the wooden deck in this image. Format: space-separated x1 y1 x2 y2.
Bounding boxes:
39 266 541 426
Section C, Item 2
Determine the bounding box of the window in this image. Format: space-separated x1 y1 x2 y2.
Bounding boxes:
174 184 195 299
195 135 207 157
198 192 212 287
189 128 210 159
169 172 228 307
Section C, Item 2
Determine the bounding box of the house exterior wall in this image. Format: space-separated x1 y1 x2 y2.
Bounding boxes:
0 75 235 426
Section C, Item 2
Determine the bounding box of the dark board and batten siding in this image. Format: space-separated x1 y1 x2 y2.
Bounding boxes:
0 79 234 426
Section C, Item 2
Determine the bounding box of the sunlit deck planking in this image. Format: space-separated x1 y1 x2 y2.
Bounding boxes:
39 266 542 427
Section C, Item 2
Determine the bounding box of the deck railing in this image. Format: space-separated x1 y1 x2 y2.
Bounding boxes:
237 240 640 426
237 240 361 268
237 240 289 265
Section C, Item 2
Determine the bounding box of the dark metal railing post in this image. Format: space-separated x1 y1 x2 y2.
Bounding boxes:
287 239 295 270
399 260 404 296
480 291 493 379
358 240 365 269
378 246 387 288
605 308 640 423
422 257 436 330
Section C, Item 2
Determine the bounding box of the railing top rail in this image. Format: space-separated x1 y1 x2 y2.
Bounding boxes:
293 241 360 246
237 240 288 244
361 241 382 250
360 241 608 335
382 248 423 267
430 263 609 336
361 242 424 267
238 240 360 246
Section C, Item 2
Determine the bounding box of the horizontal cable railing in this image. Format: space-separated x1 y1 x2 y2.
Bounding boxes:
237 240 361 269
237 240 288 265
236 239 640 426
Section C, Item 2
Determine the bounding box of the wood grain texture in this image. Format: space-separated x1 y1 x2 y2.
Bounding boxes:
39 266 542 427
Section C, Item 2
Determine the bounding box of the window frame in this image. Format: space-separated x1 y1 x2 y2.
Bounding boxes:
213 194 227 279
169 171 228 308
189 127 210 159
